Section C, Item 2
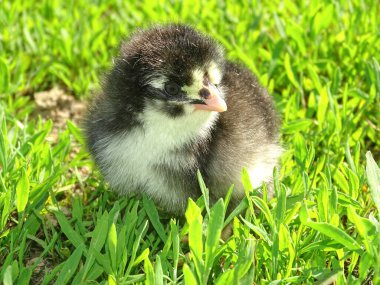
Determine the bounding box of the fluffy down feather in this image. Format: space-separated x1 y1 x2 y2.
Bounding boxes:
85 24 281 215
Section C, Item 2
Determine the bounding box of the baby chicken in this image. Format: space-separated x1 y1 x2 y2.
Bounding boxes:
85 24 282 215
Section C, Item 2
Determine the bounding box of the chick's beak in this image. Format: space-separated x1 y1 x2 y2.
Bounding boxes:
194 84 227 112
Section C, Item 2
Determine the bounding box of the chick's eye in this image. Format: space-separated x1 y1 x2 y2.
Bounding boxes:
164 82 181 96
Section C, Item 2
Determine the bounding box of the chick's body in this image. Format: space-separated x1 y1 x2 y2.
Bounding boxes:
85 25 281 214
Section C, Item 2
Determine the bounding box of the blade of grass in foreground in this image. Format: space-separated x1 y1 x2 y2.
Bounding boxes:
185 199 204 283
300 205 362 251
54 244 84 285
82 210 109 281
366 151 380 216
204 199 225 283
143 195 168 242
53 210 85 248
16 168 29 213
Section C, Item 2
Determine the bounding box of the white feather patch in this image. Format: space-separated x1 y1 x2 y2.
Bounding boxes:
247 144 283 188
94 102 219 206
208 62 222 85
148 75 167 89
182 69 204 99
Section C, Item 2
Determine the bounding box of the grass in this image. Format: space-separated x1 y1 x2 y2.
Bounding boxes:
1 0 380 284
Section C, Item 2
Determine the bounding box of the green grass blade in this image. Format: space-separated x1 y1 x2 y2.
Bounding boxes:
54 244 84 285
183 264 199 285
82 211 110 280
154 255 163 285
204 199 225 282
143 195 168 242
144 257 155 285
366 152 380 216
108 222 117 271
300 206 362 251
185 199 204 282
53 210 85 248
16 168 29 213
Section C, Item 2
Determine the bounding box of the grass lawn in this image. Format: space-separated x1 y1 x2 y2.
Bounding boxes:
1 0 380 284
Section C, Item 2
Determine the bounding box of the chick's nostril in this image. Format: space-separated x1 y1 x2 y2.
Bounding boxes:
199 88 211 99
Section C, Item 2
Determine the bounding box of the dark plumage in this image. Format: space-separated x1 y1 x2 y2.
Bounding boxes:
85 24 281 215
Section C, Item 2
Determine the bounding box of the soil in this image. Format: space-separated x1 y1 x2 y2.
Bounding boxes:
33 87 87 142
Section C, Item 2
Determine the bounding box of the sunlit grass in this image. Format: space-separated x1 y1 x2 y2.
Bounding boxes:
1 0 379 284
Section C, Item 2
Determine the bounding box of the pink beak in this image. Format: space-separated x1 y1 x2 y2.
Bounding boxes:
194 85 227 112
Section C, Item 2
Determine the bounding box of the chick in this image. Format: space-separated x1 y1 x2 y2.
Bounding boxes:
85 24 282 215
